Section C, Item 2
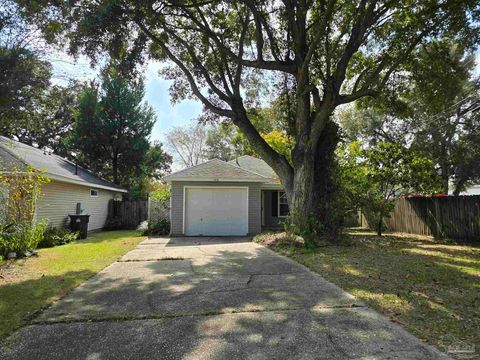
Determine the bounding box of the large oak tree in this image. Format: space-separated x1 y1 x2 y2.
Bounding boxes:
20 0 480 238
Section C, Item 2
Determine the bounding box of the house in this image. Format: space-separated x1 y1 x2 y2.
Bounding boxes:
0 136 127 231
164 155 289 236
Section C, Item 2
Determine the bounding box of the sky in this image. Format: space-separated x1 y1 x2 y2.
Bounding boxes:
49 54 203 145
143 63 203 143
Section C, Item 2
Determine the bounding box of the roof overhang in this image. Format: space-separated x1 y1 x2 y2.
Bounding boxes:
260 183 284 190
0 170 128 193
165 176 267 183
46 173 128 192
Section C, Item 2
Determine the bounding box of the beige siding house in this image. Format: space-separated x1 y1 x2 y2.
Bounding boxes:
0 136 126 232
165 156 287 236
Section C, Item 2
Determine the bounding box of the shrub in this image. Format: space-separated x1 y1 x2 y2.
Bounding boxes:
103 217 125 230
136 221 148 233
143 218 170 236
38 226 79 248
282 211 325 249
0 221 48 257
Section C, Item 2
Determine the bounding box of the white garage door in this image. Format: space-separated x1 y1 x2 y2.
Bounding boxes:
184 187 248 236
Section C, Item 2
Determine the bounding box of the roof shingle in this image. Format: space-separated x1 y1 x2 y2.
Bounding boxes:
229 155 280 184
0 136 126 192
166 156 281 185
165 158 269 182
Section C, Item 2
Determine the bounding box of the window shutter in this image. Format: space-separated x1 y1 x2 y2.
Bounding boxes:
271 191 278 217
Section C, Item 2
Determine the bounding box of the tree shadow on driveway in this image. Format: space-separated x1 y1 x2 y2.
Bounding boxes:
0 239 450 360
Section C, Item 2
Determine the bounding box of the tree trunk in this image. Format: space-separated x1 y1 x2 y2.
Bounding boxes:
287 120 342 245
441 176 449 195
112 155 119 185
377 215 383 236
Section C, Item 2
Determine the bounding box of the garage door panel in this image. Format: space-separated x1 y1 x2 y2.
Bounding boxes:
185 187 248 236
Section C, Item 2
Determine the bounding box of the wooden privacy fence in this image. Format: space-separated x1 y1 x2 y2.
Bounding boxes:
375 196 480 241
107 199 148 229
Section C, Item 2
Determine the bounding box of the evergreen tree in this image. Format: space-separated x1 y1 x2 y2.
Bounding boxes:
71 66 171 192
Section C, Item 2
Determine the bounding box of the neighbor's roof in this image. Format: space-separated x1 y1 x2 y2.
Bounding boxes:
229 155 280 185
0 136 127 192
165 156 281 185
164 158 270 182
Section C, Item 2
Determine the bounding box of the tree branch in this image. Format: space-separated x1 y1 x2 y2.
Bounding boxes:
180 4 297 73
134 20 234 118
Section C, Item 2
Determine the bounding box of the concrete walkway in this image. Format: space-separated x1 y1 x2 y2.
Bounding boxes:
1 237 449 359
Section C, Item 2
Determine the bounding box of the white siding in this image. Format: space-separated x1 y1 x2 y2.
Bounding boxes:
35 180 121 231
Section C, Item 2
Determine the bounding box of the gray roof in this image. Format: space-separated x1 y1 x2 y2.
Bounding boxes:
165 158 269 182
165 156 281 185
0 136 127 192
229 155 279 184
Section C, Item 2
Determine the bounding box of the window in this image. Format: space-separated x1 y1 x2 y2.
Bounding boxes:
278 191 289 217
90 189 98 197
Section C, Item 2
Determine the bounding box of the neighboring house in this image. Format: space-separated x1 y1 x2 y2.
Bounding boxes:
165 155 289 236
0 136 127 231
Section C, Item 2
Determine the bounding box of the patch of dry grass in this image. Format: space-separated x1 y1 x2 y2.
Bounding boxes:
255 229 480 355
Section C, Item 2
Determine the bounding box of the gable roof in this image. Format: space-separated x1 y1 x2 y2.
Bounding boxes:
164 158 269 182
229 155 279 184
165 155 282 186
0 136 127 192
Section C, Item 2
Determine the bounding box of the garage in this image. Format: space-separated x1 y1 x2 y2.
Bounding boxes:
184 187 248 236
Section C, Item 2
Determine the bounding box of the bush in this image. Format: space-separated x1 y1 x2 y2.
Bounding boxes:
0 221 48 257
38 226 79 248
136 221 148 233
142 218 170 236
103 217 125 230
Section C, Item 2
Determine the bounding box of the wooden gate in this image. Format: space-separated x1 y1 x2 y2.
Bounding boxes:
107 199 148 229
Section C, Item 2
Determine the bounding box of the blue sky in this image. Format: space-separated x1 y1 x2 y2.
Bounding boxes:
143 63 203 143
50 55 203 144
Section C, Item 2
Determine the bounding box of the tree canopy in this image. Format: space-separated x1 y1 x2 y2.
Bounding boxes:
0 0 82 154
70 66 171 193
18 0 480 240
339 39 480 194
339 141 441 235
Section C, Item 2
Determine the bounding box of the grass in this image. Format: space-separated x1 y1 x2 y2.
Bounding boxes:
0 230 145 340
255 229 480 355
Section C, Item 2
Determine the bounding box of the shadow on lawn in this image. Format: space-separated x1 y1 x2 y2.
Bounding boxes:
262 229 480 354
1 239 446 360
0 270 96 340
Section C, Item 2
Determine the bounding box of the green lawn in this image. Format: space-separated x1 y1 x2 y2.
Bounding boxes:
0 230 145 340
255 229 480 354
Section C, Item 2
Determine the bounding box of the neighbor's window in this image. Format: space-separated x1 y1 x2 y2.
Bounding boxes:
278 191 289 217
90 189 98 197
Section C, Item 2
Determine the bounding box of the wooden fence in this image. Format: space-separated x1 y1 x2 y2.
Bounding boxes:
362 196 480 241
107 199 148 229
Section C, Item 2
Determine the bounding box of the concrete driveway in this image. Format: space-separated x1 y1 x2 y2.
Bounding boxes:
1 237 449 359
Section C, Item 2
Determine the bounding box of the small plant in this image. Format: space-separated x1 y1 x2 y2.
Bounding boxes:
0 167 50 257
282 212 318 249
143 218 170 236
136 221 149 233
38 226 79 248
0 221 48 258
